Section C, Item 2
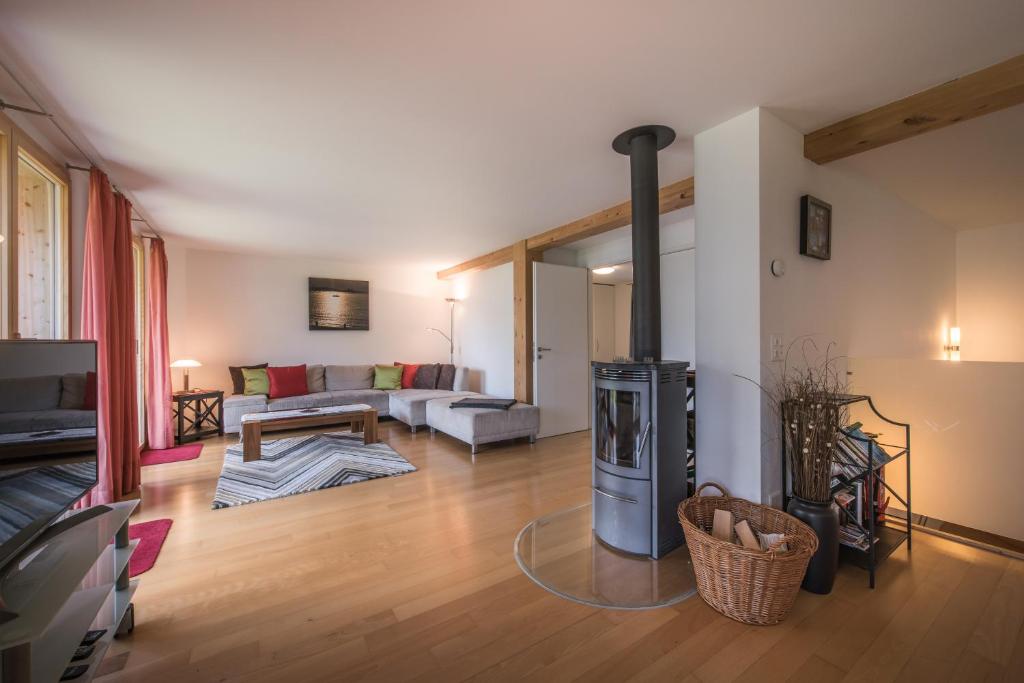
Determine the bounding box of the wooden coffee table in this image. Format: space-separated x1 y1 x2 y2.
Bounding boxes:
240 404 378 462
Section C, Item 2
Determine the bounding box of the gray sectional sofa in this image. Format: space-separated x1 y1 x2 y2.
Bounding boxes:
223 363 540 461
0 374 96 435
222 364 472 434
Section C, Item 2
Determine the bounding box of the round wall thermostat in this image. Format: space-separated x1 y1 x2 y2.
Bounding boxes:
770 259 786 277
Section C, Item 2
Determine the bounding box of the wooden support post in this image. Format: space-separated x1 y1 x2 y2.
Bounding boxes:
513 240 536 404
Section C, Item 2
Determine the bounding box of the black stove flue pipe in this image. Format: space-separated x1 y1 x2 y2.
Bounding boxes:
612 125 675 363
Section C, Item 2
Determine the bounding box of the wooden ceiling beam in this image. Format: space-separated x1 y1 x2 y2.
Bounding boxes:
437 176 694 279
805 53 1024 164
436 245 515 280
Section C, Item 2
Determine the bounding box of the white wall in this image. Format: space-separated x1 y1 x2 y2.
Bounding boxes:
573 210 697 367
757 108 958 503
758 110 957 366
572 208 694 269
591 284 615 362
956 222 1024 363
451 262 514 397
613 283 632 359
661 249 696 365
695 107 958 504
694 108 765 503
848 357 1024 541
172 247 451 392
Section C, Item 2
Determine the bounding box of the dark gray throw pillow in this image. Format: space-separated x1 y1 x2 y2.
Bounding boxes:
412 364 440 389
60 373 87 409
436 364 456 391
229 363 268 394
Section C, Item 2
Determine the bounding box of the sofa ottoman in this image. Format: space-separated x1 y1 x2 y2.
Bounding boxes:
389 389 477 432
425 397 540 462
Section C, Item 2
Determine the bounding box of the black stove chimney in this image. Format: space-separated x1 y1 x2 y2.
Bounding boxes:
612 125 675 363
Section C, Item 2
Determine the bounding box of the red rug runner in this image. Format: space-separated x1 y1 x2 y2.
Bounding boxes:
128 519 173 577
141 442 203 466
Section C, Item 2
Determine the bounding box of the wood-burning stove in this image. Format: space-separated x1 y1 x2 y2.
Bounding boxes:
592 360 688 558
592 124 691 559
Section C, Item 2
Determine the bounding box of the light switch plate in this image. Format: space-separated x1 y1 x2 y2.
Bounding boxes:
769 335 784 362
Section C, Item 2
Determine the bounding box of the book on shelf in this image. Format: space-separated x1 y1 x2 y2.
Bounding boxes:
832 480 867 525
839 523 878 551
843 423 897 467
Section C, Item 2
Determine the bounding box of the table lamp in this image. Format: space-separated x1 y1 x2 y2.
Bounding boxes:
170 359 202 392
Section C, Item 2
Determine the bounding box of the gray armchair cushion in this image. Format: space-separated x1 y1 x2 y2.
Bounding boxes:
412 364 440 389
306 364 326 393
325 365 374 391
0 375 62 413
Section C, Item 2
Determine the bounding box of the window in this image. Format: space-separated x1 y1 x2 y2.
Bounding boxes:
133 238 147 442
0 110 71 341
16 150 68 339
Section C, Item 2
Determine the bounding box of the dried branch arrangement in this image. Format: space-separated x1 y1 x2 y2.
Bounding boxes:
743 339 849 504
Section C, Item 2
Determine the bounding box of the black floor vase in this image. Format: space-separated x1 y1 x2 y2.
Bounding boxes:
786 496 839 594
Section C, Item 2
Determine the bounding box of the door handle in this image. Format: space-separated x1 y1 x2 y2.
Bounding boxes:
537 347 552 352
593 487 637 504
637 421 651 461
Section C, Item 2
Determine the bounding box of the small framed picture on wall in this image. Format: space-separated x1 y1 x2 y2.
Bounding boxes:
799 195 832 260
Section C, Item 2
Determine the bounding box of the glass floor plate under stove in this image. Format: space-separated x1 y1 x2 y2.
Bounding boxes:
514 503 698 610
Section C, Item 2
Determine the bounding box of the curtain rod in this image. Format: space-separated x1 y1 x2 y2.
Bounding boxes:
0 60 164 241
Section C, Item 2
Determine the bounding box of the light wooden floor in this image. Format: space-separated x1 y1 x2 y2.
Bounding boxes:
99 422 1024 682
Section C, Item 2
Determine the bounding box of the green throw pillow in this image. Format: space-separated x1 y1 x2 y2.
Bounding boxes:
241 367 270 395
373 364 402 390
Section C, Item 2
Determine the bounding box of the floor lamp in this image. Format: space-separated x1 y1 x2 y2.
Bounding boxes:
427 297 459 364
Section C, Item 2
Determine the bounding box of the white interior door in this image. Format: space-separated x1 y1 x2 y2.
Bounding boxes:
534 261 590 438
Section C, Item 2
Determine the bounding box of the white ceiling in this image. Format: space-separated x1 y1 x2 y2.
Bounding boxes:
835 103 1024 231
592 262 633 286
0 1 1021 266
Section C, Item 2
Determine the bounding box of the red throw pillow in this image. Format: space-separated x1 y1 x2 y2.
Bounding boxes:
83 371 97 410
394 362 420 389
267 365 308 399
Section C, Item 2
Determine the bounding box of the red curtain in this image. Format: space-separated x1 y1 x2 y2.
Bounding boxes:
145 238 174 449
79 168 140 505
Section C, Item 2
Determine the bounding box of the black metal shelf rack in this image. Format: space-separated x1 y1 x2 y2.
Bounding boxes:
781 394 911 588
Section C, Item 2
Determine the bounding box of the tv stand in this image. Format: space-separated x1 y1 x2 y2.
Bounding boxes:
0 501 139 683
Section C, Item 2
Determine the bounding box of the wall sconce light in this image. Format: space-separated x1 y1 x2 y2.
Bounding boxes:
943 327 961 362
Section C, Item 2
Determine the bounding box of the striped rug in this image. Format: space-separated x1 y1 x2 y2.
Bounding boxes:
212 431 416 509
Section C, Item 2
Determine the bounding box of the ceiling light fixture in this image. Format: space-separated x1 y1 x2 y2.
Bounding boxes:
592 266 616 275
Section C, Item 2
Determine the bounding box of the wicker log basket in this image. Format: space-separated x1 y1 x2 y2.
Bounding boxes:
678 482 818 626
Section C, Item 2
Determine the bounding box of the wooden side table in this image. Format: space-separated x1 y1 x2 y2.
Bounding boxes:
173 390 224 444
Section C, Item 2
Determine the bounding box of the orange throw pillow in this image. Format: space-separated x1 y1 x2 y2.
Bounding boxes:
394 363 420 389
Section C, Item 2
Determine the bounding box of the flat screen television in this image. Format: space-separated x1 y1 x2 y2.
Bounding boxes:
0 340 98 574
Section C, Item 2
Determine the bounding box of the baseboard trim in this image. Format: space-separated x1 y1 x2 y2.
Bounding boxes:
886 509 1024 561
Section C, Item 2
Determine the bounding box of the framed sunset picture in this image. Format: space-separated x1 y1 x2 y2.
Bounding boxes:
308 278 369 330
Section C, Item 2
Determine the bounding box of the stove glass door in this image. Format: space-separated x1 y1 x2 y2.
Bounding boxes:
595 387 643 469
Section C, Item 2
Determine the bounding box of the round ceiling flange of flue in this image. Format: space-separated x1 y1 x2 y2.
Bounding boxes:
612 124 676 154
